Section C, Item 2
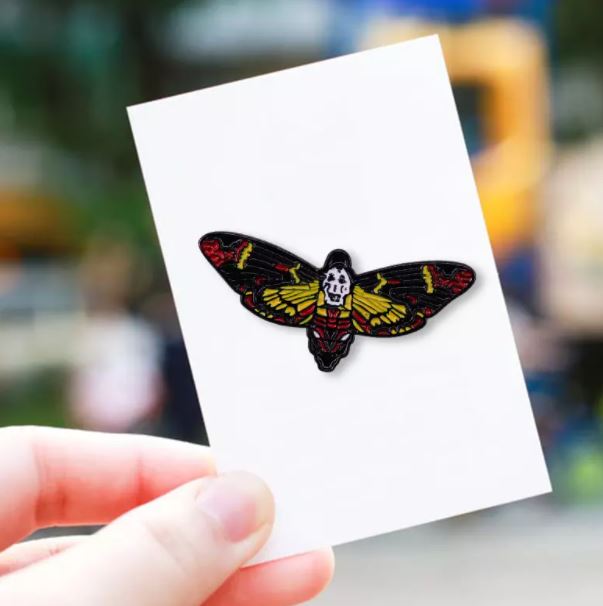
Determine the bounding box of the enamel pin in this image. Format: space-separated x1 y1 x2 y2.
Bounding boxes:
199 232 476 372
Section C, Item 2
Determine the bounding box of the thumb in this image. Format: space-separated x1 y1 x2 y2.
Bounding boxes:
0 472 274 606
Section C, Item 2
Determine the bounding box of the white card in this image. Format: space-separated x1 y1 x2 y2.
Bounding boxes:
128 35 550 564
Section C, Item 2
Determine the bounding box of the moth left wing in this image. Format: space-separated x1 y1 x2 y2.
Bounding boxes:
254 281 319 326
199 231 320 327
352 261 475 337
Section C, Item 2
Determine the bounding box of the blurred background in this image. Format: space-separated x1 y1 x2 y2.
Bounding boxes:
1 0 602 603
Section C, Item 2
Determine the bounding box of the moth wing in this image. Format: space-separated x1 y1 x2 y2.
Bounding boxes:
252 281 319 327
352 261 475 337
199 231 320 327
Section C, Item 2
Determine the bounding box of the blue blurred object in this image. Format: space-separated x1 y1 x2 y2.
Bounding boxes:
350 0 552 22
373 0 482 21
328 0 554 55
498 247 539 311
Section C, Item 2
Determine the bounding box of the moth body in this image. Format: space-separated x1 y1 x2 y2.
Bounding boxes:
308 250 355 371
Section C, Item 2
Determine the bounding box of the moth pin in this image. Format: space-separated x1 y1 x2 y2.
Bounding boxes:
200 232 475 372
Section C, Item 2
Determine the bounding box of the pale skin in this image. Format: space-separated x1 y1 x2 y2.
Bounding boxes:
0 426 334 605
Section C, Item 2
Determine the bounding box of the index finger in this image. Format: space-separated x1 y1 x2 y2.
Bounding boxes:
0 426 214 549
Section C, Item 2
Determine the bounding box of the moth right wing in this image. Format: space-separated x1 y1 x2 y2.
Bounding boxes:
352 261 475 337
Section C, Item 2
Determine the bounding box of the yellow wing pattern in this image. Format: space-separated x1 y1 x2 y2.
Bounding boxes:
352 285 408 333
259 281 320 325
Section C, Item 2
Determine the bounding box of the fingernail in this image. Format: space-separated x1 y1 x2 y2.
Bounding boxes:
197 472 273 542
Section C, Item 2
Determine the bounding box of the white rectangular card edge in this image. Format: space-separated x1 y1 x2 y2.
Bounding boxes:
126 34 441 114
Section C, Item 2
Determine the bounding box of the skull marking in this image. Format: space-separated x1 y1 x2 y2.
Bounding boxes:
322 267 351 306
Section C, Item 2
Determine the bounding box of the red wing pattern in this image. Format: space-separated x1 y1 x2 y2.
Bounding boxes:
199 232 321 327
352 262 475 337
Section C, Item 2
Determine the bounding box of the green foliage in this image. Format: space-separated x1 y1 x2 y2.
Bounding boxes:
1 1 204 176
71 178 161 254
556 0 603 63
0 370 69 429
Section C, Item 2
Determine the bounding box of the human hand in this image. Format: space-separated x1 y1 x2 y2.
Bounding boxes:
0 427 333 605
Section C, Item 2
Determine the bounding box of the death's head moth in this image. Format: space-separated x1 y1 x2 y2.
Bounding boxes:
199 232 475 372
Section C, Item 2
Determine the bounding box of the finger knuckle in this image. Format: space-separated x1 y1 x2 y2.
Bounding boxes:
136 515 200 582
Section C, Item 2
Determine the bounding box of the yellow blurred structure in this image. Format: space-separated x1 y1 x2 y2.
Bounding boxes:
365 19 551 259
0 192 75 260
